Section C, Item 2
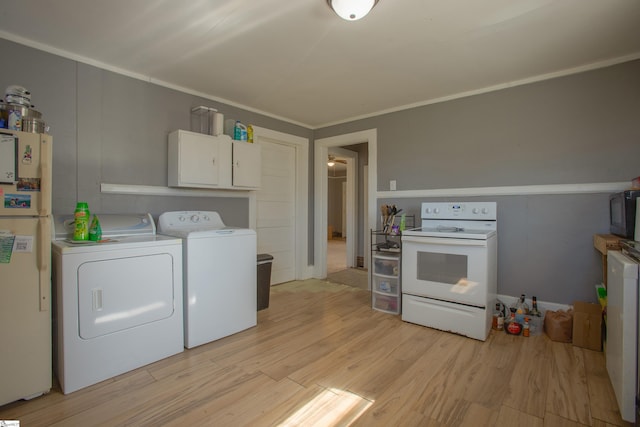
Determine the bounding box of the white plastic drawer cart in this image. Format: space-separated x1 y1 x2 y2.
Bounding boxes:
370 214 414 314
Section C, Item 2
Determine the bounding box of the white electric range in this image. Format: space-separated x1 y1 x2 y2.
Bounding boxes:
401 202 498 341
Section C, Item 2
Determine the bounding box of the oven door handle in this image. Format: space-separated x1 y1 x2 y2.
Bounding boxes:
401 235 488 247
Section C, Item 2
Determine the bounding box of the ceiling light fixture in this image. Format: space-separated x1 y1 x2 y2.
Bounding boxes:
327 155 336 167
327 0 379 21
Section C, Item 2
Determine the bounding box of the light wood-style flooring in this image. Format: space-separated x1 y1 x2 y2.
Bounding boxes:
0 280 631 426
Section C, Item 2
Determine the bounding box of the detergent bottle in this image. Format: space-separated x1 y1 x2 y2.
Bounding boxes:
73 202 90 241
233 121 247 141
247 124 254 143
88 214 102 242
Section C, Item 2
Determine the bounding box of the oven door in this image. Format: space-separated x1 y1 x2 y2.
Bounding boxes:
401 234 497 307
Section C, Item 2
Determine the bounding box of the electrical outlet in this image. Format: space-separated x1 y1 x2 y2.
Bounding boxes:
390 180 396 191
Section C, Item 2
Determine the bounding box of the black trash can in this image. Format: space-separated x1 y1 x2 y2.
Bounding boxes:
257 254 274 311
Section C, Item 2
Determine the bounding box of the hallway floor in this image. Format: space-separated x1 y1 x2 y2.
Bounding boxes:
326 239 368 290
327 238 347 274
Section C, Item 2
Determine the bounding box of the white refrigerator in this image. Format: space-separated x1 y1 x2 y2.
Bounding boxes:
606 250 639 423
0 129 52 406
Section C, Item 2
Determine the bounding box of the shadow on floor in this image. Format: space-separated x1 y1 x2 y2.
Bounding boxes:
326 268 369 290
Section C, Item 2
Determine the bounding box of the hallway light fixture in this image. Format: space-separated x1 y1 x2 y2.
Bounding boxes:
327 155 335 167
326 0 379 21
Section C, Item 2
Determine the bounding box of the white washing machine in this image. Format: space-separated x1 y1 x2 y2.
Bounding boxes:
158 211 257 349
52 213 184 394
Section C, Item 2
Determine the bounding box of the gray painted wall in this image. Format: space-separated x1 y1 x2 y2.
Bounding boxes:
328 176 345 236
315 60 640 305
2 36 638 305
0 38 311 228
373 61 639 190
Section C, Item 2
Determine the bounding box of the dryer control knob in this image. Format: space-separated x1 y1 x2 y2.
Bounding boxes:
472 208 479 214
178 216 185 222
482 208 489 214
425 208 432 214
434 208 440 214
190 215 200 223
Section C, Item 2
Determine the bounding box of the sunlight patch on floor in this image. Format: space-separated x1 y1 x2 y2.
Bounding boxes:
278 387 373 427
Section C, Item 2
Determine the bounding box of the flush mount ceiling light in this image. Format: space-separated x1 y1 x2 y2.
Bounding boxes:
327 0 379 21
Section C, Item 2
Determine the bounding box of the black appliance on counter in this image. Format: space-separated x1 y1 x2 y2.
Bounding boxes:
610 190 640 239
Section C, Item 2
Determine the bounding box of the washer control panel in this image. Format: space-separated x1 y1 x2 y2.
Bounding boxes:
157 211 226 231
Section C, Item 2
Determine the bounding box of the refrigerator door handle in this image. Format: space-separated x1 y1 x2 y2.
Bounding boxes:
38 217 50 311
39 134 52 216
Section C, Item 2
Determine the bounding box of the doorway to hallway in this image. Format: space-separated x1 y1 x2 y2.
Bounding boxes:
326 239 369 290
315 129 378 291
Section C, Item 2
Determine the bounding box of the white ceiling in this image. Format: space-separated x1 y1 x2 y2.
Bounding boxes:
1 0 639 128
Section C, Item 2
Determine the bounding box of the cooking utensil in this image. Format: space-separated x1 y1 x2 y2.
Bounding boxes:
5 85 31 106
3 103 42 119
381 204 389 232
22 117 45 133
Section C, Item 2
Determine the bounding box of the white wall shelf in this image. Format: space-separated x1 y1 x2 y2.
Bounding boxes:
100 183 252 198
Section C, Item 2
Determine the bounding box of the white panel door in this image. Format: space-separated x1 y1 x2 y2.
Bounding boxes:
256 140 295 284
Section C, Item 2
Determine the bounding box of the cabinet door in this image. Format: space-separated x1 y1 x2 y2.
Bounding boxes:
181 132 219 187
169 130 222 188
232 141 261 188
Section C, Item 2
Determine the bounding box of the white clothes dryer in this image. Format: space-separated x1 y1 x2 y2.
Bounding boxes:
158 211 257 349
52 214 183 394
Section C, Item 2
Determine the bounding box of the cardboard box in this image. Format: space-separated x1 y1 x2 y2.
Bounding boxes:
572 301 603 351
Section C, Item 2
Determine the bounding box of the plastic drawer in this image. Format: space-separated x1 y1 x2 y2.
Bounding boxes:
373 256 399 277
372 275 399 295
373 293 400 314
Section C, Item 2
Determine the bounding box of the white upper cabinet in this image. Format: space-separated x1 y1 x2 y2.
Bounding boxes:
168 130 229 188
232 141 261 189
168 130 260 190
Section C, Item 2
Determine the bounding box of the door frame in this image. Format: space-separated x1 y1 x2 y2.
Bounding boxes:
251 126 312 280
314 129 377 279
